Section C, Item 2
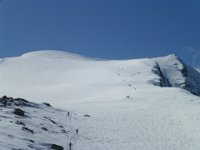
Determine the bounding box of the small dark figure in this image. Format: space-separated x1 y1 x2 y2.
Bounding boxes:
67 112 70 116
128 84 132 87
84 114 91 117
76 129 79 135
69 142 72 150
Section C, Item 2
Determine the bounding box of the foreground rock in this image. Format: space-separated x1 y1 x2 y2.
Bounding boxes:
51 144 64 150
0 96 84 150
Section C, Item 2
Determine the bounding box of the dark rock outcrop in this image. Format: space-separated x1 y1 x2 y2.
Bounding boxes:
50 144 64 150
16 120 26 126
14 108 25 117
43 102 51 107
151 62 171 87
22 127 34 134
0 96 37 107
151 55 200 96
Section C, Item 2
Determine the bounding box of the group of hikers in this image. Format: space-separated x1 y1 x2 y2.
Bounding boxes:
67 112 79 150
68 128 79 150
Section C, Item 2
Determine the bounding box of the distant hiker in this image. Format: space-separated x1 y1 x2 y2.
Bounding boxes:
76 129 79 135
69 142 72 150
128 84 131 87
67 112 70 116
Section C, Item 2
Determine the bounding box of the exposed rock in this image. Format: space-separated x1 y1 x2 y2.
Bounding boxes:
44 116 57 124
22 127 34 134
24 139 35 143
14 108 25 117
0 96 9 106
13 98 29 106
43 102 51 107
151 55 200 96
84 114 91 117
0 96 73 149
16 120 26 126
61 129 67 133
41 127 48 131
50 144 64 150
0 96 37 107
151 62 171 87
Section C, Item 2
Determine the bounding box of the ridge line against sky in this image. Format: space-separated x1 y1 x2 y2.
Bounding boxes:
0 0 200 67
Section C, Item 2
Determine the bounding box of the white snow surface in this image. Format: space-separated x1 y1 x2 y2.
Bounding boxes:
0 98 75 150
1 50 200 150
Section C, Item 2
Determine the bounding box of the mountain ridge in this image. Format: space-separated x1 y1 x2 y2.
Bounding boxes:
1 50 200 150
20 50 92 60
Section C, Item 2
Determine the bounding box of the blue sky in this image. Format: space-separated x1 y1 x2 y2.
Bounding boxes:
0 0 200 67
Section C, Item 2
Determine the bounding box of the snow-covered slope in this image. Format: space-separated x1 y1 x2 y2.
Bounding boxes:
20 50 93 60
0 96 76 150
1 50 200 150
153 54 200 95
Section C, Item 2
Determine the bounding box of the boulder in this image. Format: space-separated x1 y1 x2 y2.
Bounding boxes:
14 108 25 116
50 144 64 150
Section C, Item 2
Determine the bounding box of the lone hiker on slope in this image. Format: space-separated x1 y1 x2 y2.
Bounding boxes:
69 142 72 150
76 129 79 135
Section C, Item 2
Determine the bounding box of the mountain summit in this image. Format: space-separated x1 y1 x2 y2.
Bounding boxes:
20 50 92 60
153 54 200 95
1 50 200 150
1 50 200 99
